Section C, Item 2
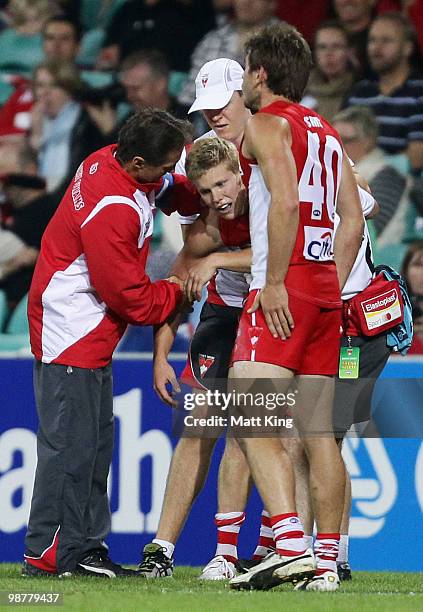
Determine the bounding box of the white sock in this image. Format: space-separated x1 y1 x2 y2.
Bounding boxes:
337 534 349 564
304 534 313 550
153 538 175 559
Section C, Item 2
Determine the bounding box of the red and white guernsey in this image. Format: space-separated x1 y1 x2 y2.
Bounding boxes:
28 145 182 368
240 101 343 308
172 130 250 309
207 213 250 308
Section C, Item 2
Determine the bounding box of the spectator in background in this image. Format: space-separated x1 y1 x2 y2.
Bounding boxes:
302 21 355 122
0 145 55 312
346 12 423 173
377 0 423 57
212 0 234 26
86 50 186 142
120 50 187 119
30 60 104 194
97 0 215 72
333 105 409 248
0 129 27 174
0 228 38 301
0 0 51 73
0 16 83 146
333 0 376 79
401 240 423 353
43 14 82 63
178 0 278 127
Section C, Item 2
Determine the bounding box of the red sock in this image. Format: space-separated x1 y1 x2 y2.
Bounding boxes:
271 513 306 558
214 512 245 562
314 533 339 575
252 510 275 559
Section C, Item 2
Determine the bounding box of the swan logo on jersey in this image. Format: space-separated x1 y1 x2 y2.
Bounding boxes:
303 226 333 261
199 354 215 378
342 438 398 538
89 162 98 175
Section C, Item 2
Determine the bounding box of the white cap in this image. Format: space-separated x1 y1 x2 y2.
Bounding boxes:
188 58 244 114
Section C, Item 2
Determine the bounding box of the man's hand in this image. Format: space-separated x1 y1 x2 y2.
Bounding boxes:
353 169 371 193
154 359 181 407
166 275 184 290
85 101 117 136
248 283 294 339
184 255 217 302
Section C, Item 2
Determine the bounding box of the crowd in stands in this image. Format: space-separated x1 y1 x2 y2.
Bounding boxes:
0 0 422 353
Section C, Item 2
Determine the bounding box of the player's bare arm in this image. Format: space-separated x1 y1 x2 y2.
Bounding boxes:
173 208 250 301
154 209 233 404
333 153 365 290
244 113 299 339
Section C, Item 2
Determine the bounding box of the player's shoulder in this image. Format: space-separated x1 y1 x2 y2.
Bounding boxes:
247 111 290 136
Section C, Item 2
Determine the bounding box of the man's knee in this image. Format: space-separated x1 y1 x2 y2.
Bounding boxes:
174 435 216 460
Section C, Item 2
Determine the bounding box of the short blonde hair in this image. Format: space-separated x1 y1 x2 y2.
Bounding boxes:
186 137 239 184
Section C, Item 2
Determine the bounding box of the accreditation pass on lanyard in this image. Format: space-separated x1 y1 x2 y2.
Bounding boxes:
338 337 360 379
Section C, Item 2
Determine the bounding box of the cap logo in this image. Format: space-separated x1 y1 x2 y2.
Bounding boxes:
201 75 209 87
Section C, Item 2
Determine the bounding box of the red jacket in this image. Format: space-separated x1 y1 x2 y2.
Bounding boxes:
28 145 182 368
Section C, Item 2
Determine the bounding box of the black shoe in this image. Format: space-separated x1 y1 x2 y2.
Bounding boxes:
337 562 352 581
76 550 137 578
137 543 174 577
235 558 262 574
21 561 57 578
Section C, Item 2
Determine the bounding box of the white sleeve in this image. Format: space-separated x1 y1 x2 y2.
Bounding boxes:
175 147 187 176
178 213 199 225
358 185 377 217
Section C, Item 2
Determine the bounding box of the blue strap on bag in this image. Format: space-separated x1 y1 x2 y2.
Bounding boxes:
374 264 414 355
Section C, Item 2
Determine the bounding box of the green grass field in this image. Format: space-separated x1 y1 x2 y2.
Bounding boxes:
0 565 422 611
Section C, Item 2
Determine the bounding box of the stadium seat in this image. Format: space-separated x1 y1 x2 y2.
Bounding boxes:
78 29 106 68
0 30 44 74
373 242 407 271
81 69 114 89
0 290 8 330
0 73 14 105
0 293 30 352
80 0 127 31
0 332 30 351
169 71 188 98
6 293 29 335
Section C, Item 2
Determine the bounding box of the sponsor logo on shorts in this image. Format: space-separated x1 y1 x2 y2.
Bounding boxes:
303 226 333 261
198 354 215 378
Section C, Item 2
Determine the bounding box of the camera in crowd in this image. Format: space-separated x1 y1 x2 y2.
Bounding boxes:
78 81 127 108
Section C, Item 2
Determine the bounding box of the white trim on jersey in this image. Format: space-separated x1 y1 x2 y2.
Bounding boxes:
81 190 153 247
41 254 107 363
338 185 376 300
248 165 272 291
214 268 249 308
